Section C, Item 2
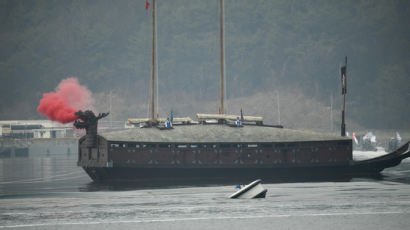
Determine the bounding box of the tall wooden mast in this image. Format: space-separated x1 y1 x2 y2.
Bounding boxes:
150 0 156 121
341 56 347 136
219 0 224 114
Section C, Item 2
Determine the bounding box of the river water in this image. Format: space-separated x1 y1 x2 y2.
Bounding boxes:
1 148 410 229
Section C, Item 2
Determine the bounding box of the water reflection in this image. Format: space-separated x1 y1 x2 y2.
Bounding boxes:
1 151 410 196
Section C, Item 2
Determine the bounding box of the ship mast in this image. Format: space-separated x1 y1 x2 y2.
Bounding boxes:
219 0 224 114
341 56 347 136
150 0 156 121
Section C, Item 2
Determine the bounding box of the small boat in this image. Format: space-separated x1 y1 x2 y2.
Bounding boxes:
229 179 267 199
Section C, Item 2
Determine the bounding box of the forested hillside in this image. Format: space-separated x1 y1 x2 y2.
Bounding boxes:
0 0 409 130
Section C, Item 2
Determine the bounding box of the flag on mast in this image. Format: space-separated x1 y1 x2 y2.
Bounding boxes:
396 132 402 145
340 66 346 94
145 0 150 10
353 132 358 145
341 65 347 95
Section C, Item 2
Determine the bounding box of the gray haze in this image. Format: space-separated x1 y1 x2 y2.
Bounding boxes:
0 0 409 132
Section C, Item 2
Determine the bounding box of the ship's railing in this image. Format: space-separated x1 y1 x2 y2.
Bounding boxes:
126 114 265 127
196 113 263 125
127 117 196 125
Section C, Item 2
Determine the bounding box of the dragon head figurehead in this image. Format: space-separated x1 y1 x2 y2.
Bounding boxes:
74 110 109 147
74 110 109 130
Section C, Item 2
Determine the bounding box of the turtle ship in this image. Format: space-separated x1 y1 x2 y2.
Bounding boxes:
75 111 410 183
75 0 410 184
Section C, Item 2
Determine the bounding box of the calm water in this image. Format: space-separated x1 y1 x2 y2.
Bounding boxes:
1 149 410 229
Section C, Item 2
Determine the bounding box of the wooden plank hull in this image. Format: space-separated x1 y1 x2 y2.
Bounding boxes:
77 126 410 184
81 142 409 184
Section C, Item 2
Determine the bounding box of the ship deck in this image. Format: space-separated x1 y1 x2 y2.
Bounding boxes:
100 124 350 143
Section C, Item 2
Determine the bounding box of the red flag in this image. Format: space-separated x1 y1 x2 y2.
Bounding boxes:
145 1 150 10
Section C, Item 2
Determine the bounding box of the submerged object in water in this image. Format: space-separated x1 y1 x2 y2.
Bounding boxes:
230 179 267 199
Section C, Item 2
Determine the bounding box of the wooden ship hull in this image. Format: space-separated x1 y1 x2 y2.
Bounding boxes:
77 124 410 184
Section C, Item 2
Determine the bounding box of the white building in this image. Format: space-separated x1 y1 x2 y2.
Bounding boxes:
0 120 73 138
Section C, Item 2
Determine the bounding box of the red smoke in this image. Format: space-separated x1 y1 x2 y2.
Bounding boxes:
37 78 93 124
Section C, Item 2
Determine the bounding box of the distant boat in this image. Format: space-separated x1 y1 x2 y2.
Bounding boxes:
353 132 377 151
